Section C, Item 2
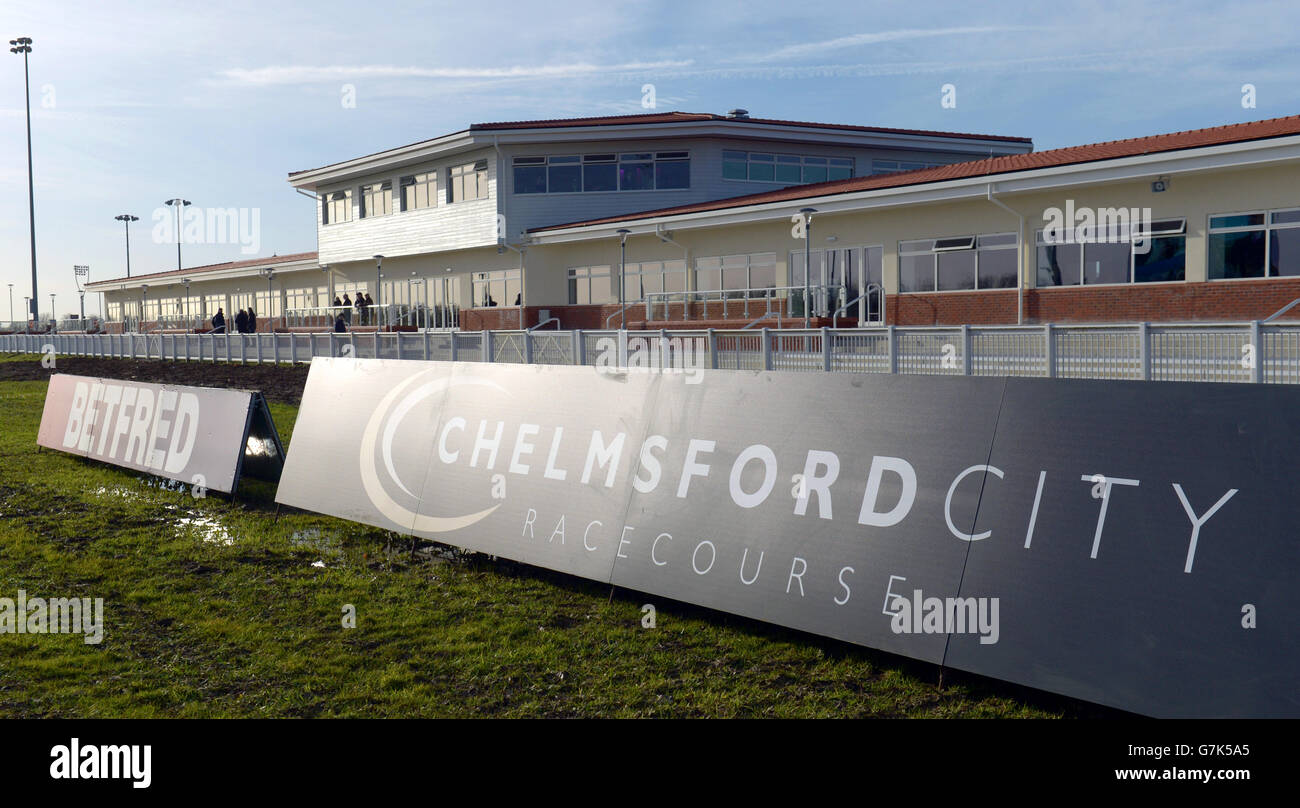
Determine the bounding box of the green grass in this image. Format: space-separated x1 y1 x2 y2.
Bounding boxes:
0 355 1074 717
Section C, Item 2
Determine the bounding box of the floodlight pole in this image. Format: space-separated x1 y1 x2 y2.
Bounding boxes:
10 37 37 321
617 229 630 330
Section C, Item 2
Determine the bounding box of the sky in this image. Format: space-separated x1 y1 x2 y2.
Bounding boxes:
2 0 1298 319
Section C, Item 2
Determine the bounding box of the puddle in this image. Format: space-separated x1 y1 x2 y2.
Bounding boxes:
310 560 326 568
174 513 235 546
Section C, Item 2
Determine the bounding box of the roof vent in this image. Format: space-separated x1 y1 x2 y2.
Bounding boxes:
726 108 750 119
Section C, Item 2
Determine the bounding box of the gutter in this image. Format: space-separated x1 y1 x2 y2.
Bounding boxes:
986 184 1027 325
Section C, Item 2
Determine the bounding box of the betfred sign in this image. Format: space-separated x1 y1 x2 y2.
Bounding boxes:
276 358 1300 717
38 374 284 494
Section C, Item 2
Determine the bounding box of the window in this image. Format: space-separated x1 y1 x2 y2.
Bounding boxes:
1209 207 1300 280
400 172 435 211
471 269 520 307
694 253 777 296
323 190 352 224
898 233 1019 292
567 266 615 305
723 151 854 184
449 160 489 203
872 159 946 175
513 151 688 194
1035 219 1186 286
623 260 688 301
360 181 392 218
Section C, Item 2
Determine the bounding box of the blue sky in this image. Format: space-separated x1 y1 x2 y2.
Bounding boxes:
2 0 1298 318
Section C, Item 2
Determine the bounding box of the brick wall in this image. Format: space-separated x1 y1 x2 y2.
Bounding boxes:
889 278 1300 326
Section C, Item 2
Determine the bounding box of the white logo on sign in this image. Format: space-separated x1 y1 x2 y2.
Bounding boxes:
359 368 507 532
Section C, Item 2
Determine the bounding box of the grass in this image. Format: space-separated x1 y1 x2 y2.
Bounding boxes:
0 353 1079 717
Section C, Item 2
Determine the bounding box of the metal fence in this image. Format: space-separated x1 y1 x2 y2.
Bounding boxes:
2 322 1298 383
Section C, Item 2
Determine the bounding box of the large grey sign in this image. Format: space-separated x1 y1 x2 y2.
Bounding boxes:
38 373 284 494
276 358 1300 717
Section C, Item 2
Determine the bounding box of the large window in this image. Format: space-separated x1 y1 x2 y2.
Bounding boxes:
1035 219 1186 286
449 160 489 203
515 152 689 194
323 190 352 225
471 269 520 307
1208 208 1300 280
360 181 392 218
400 172 436 211
723 151 853 184
624 260 688 301
898 233 1020 292
694 253 777 296
567 266 616 305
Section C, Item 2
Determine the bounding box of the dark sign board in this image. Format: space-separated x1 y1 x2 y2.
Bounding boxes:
38 373 284 495
276 358 1300 717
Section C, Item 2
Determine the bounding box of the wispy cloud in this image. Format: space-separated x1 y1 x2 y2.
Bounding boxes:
218 60 694 86
737 26 1044 63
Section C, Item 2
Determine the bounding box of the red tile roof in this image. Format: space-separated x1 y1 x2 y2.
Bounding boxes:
471 111 1031 143
88 251 319 286
530 113 1300 233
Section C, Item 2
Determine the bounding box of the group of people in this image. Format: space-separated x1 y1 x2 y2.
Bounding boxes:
208 307 257 334
332 292 376 332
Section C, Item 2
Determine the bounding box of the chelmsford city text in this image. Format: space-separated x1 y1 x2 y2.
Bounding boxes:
431 416 1240 605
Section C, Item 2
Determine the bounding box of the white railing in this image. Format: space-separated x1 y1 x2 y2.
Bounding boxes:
644 285 846 323
283 303 459 331
3 321 1300 383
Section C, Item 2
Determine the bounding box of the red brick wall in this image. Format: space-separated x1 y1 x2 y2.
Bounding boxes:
888 278 1300 326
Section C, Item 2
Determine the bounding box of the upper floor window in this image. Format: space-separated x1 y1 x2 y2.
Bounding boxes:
1208 207 1300 280
360 181 392 218
400 172 436 211
871 159 946 175
722 151 853 184
323 190 352 225
899 233 1020 292
448 160 489 203
513 151 689 194
1034 219 1186 287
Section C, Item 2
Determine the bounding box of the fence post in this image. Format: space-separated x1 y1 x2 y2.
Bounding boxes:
1252 320 1264 383
289 333 297 364
423 330 430 361
708 328 718 370
887 325 898 374
1043 323 1055 379
821 326 832 372
961 324 973 376
482 330 492 363
395 331 403 361
523 332 534 365
450 333 459 362
1139 321 1150 381
349 332 356 359
573 329 584 365
373 331 380 359
761 327 773 371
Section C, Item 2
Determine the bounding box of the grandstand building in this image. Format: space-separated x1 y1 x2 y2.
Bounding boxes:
86 111 1300 332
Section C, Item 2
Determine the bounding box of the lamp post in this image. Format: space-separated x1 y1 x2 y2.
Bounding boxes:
617 229 630 330
165 199 191 272
10 37 37 321
258 268 275 329
49 292 55 330
23 297 29 327
181 277 191 325
373 255 383 327
74 265 89 323
798 208 817 329
139 284 148 331
7 283 12 323
114 214 138 278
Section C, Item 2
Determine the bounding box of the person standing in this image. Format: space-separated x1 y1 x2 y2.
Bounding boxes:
248 306 258 333
364 292 376 327
211 308 226 334
341 294 352 325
